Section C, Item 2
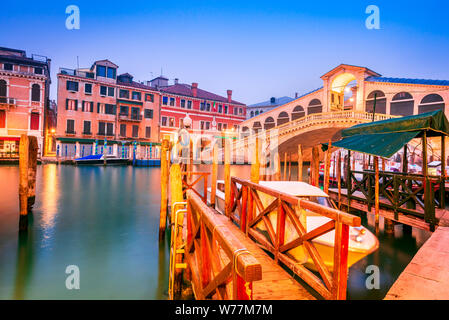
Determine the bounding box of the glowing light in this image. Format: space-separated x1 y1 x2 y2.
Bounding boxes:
345 87 351 93
349 98 354 102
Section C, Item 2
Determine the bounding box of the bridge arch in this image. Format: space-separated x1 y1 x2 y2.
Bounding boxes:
391 92 414 116
365 90 387 114
418 93 445 114
308 99 322 114
264 117 275 130
253 121 262 132
277 111 289 126
291 105 305 120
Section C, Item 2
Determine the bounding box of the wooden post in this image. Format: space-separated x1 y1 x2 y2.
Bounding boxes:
337 151 342 209
169 163 184 299
332 221 349 300
159 139 170 241
440 136 446 209
211 142 218 208
288 152 292 181
275 198 285 263
241 186 248 233
19 135 29 231
324 140 332 194
27 136 38 210
311 146 320 187
402 145 408 173
224 137 231 217
422 132 428 176
283 152 287 180
374 156 380 231
346 150 351 210
250 138 260 184
274 151 281 181
297 144 303 181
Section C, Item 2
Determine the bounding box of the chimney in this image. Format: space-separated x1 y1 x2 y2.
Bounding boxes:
192 82 198 97
227 90 232 103
174 78 179 85
295 92 298 99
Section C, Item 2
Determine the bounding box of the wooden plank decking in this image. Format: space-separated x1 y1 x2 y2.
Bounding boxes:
385 225 449 300
221 216 316 300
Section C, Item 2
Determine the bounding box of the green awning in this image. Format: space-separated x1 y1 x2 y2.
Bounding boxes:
322 110 449 158
342 110 449 138
324 131 420 158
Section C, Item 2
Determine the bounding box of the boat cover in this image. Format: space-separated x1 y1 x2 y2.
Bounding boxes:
75 154 103 161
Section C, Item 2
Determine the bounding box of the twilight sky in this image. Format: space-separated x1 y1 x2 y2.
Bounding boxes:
1 0 449 104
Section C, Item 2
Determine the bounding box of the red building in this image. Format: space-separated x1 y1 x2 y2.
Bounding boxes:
151 77 246 139
0 47 51 157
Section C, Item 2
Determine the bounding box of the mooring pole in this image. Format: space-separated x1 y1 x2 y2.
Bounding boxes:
374 156 380 232
27 136 38 211
297 144 303 181
283 152 287 180
159 139 170 241
324 140 332 194
19 135 29 231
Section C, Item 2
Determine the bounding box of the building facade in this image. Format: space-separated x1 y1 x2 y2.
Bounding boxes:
152 77 246 139
56 60 160 159
246 96 293 119
0 47 51 157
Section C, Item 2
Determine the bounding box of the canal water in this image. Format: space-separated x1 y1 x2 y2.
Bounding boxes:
0 164 168 299
0 164 432 300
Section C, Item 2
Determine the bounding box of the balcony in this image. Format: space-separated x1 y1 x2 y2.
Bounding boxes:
59 68 95 79
65 130 76 135
118 113 142 122
0 97 16 109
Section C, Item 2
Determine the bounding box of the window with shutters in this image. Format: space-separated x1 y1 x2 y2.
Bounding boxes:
100 86 107 96
132 125 139 138
66 81 78 92
145 93 154 102
83 121 91 134
187 101 192 109
120 124 127 137
145 126 151 138
180 99 186 108
107 87 115 97
120 89 129 99
106 123 114 136
82 101 93 112
161 117 167 126
30 113 40 130
104 104 116 115
84 83 92 94
144 109 153 119
66 99 78 111
132 91 141 100
66 119 75 134
169 97 175 106
31 84 40 102
98 122 106 135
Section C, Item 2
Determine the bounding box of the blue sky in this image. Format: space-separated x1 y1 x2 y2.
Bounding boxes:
1 1 449 104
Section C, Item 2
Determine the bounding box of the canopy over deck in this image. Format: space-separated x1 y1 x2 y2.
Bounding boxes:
322 110 449 158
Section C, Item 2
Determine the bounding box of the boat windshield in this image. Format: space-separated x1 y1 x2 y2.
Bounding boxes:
306 196 332 208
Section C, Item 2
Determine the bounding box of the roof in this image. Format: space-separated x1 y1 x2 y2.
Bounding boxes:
159 83 245 105
117 80 155 91
321 64 381 79
323 110 449 158
365 76 449 87
92 59 118 69
248 96 294 108
150 76 168 81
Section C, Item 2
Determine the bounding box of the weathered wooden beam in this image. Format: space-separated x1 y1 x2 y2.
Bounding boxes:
224 137 231 217
374 156 380 231
27 136 38 211
159 139 170 241
19 135 29 231
211 142 218 208
298 144 303 182
324 140 332 193
283 152 287 181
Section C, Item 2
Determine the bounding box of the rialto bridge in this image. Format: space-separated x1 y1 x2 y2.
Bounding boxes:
233 64 449 162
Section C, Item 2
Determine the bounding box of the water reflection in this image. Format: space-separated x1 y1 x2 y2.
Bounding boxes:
0 165 168 299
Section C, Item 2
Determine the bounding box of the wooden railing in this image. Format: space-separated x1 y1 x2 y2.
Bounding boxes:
227 177 361 300
186 190 262 299
347 170 439 225
181 171 209 203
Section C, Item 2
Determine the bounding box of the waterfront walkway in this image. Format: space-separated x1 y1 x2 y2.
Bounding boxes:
385 223 449 299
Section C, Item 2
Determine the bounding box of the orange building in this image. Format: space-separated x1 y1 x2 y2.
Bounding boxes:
0 47 51 157
56 60 160 159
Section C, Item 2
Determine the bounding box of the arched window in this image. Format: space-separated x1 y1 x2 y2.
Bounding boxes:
391 92 414 116
255 110 259 116
0 80 6 103
308 99 322 114
291 105 305 120
242 126 249 132
264 117 275 130
365 90 386 114
31 84 40 102
277 111 289 126
250 111 254 117
253 121 262 132
418 94 445 114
